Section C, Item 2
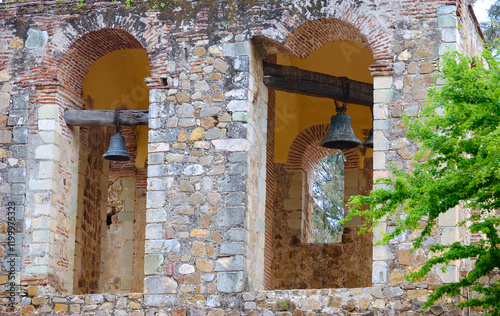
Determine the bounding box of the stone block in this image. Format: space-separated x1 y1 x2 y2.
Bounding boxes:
393 62 405 75
438 207 457 226
200 106 221 117
372 299 385 309
220 207 245 227
147 209 167 223
420 61 435 74
218 176 246 192
372 261 388 283
32 230 50 242
372 245 394 260
407 289 428 299
118 212 134 222
374 89 396 103
38 161 53 179
226 192 245 206
224 228 246 241
412 89 428 100
0 129 12 144
228 100 249 112
147 191 166 209
442 28 459 43
374 104 388 119
389 271 405 284
232 112 250 122
8 167 25 183
25 29 48 48
205 128 222 140
373 131 389 150
212 139 250 151
283 199 301 210
227 122 247 138
397 249 413 265
144 254 164 275
382 286 403 298
438 15 457 28
220 242 245 255
435 264 457 283
35 144 59 160
374 77 393 89
148 153 165 165
391 137 409 149
0 70 11 82
373 119 392 130
8 110 28 125
217 272 244 292
373 152 386 170
225 88 246 100
437 5 456 15
441 227 458 245
146 224 165 239
144 295 177 307
214 255 244 271
12 126 27 143
222 42 250 56
0 92 10 112
145 276 177 294
228 152 248 163
37 105 58 120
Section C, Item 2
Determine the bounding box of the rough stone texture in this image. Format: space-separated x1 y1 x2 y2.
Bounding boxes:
0 0 488 315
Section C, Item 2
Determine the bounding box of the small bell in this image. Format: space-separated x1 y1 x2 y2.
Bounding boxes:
363 128 373 148
103 108 131 161
320 113 362 149
103 131 131 161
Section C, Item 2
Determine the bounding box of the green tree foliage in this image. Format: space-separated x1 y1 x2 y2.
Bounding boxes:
346 50 500 313
312 152 345 243
482 1 500 51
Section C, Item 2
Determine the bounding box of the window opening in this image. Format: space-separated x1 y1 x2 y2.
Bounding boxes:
312 152 345 243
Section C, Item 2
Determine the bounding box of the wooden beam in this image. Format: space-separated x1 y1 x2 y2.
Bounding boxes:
64 110 149 126
263 62 373 107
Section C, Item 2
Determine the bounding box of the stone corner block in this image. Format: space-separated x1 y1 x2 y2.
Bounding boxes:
437 6 456 16
144 254 164 275
217 272 244 293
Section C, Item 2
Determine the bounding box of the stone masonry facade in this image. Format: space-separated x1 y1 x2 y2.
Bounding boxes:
0 0 489 315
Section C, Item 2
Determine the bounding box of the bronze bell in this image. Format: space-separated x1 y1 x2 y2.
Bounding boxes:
363 128 374 148
103 108 131 161
320 113 362 149
103 131 131 161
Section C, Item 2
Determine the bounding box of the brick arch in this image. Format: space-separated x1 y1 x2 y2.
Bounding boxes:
255 7 392 66
57 28 145 98
285 124 359 176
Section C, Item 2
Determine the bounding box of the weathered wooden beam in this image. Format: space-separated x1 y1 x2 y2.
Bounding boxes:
263 62 373 107
64 110 149 126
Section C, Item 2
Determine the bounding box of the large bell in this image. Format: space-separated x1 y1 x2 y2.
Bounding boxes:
363 128 374 148
320 113 362 149
103 131 131 161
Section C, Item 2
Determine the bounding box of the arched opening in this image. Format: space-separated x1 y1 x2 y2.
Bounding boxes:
73 48 150 294
259 20 375 289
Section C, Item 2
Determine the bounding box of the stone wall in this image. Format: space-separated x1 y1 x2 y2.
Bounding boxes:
74 127 108 294
0 0 490 314
271 161 373 290
4 286 464 315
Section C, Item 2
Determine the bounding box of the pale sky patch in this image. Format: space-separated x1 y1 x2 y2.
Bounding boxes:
473 0 495 23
